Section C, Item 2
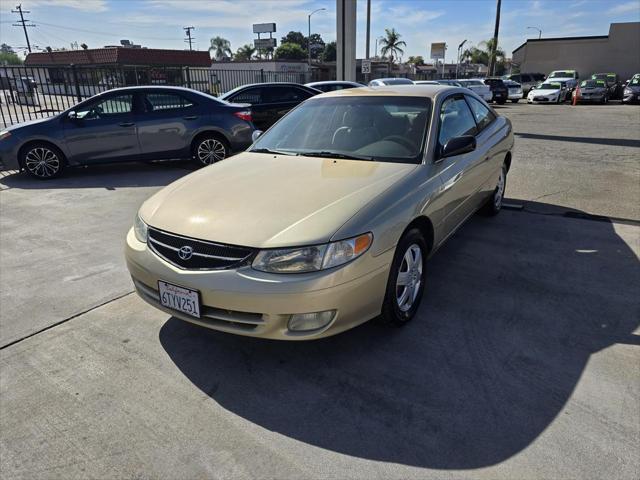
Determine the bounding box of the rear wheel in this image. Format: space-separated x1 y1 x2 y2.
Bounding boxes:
192 134 229 166
21 142 65 179
480 164 507 216
379 229 428 326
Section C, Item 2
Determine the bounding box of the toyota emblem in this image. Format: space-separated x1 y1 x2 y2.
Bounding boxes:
178 245 193 260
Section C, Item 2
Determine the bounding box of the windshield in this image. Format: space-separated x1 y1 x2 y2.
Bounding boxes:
250 96 431 164
549 71 574 78
539 82 562 90
460 80 484 86
580 80 600 88
630 78 640 86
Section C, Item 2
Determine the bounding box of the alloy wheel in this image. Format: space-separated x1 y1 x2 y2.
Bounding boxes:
395 244 423 312
197 138 226 165
494 168 505 209
24 147 61 178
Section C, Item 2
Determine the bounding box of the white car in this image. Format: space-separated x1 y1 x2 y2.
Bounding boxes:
457 79 493 102
504 80 523 103
527 81 570 104
547 70 579 89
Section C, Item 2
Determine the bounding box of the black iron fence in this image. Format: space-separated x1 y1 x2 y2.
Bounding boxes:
0 64 310 127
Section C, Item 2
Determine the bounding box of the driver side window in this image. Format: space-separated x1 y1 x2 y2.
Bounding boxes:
76 94 133 120
438 96 477 150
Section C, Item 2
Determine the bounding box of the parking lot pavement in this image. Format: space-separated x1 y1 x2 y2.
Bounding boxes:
1 208 638 479
499 102 640 220
0 161 195 347
1 103 639 478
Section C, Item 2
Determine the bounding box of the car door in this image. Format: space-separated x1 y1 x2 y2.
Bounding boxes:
225 87 267 130
433 94 483 233
63 92 141 164
136 90 199 160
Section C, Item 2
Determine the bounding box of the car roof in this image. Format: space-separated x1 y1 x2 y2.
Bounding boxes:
94 85 201 93
318 84 454 98
220 82 320 98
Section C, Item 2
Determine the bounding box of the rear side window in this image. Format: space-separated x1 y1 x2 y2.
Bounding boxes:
230 87 262 104
465 95 496 132
145 93 194 111
438 96 477 149
265 86 312 103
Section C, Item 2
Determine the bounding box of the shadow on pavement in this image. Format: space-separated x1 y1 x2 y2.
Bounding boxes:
159 201 639 469
0 160 196 190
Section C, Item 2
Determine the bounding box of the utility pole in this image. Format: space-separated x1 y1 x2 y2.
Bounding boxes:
308 8 326 69
365 0 371 59
183 26 195 51
487 0 501 77
12 4 35 53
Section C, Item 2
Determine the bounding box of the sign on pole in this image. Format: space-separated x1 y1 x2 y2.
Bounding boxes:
253 23 276 34
430 42 446 60
254 38 277 49
361 59 371 74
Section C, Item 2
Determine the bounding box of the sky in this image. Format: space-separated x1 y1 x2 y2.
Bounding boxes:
0 0 639 62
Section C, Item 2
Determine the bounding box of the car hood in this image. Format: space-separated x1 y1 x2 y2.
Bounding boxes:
4 115 58 132
139 152 417 248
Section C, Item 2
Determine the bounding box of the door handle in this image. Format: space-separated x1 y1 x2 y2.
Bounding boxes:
183 115 198 120
119 122 134 127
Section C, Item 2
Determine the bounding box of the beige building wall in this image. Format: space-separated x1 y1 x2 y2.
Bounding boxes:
512 22 640 80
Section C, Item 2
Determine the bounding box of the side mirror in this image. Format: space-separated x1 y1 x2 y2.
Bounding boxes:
67 111 77 120
441 135 476 159
251 130 263 142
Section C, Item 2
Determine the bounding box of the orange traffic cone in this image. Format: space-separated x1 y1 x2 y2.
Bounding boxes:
572 86 580 106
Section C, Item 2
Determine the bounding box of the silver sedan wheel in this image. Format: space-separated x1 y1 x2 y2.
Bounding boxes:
494 168 505 209
396 244 423 312
24 147 61 178
197 138 226 165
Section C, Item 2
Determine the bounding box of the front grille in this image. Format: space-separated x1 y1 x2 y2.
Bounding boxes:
148 227 255 270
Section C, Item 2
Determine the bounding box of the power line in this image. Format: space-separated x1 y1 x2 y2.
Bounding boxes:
11 4 36 53
30 19 176 42
183 26 195 51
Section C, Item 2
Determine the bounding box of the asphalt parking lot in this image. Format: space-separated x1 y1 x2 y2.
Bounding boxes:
1 102 639 479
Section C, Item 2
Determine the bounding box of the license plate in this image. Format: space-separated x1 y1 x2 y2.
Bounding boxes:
158 281 200 318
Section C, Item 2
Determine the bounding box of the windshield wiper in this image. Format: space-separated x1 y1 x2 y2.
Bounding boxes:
250 148 296 156
300 151 375 161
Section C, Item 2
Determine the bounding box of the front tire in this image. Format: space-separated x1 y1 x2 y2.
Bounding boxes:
511 99 519 103
192 134 229 167
480 164 507 216
21 142 65 179
379 229 428 326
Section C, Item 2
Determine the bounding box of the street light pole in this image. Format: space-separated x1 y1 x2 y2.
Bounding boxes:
527 26 542 39
456 39 467 79
308 8 326 70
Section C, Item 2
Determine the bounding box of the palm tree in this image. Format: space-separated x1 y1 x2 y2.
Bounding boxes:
235 44 256 61
209 36 232 61
378 28 406 65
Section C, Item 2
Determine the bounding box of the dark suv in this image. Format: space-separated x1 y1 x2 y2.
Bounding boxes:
484 78 508 104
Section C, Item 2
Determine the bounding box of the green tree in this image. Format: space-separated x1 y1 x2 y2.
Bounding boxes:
0 51 22 64
307 33 325 60
461 39 506 74
209 36 232 61
378 28 406 64
407 55 424 65
234 44 256 61
274 42 306 60
281 31 307 49
322 41 336 62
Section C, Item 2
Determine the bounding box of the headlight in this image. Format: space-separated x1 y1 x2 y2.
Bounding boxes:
625 87 633 94
252 233 373 273
0 130 11 141
133 213 148 243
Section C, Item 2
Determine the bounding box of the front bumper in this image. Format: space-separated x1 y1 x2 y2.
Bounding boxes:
125 228 393 340
0 136 21 170
623 92 639 103
578 94 605 103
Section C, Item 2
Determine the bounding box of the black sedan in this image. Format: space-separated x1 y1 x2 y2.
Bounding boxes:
574 79 609 104
219 83 321 131
483 78 508 104
0 86 254 179
304 81 363 92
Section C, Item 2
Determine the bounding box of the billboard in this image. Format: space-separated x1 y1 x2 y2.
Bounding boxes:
430 42 446 60
254 38 277 49
253 23 276 34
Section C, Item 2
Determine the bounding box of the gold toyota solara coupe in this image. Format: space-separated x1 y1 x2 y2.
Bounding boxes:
125 85 514 340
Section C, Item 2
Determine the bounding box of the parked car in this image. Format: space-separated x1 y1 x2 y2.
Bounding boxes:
413 80 440 85
304 80 363 92
622 75 640 104
527 81 570 103
573 79 609 104
483 78 508 104
368 78 415 86
503 80 523 103
547 70 579 89
0 86 254 179
435 80 463 87
591 73 622 99
503 73 545 95
125 84 514 339
457 79 493 102
219 83 321 131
